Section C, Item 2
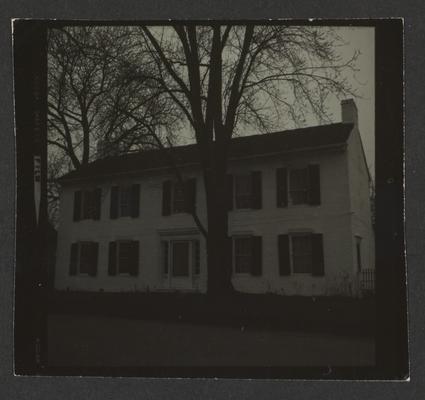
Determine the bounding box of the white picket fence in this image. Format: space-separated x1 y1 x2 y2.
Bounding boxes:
360 268 375 293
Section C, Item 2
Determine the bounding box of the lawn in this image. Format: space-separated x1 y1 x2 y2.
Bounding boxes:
48 313 375 368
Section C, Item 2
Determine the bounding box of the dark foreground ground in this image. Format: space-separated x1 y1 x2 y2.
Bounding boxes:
47 292 375 368
48 314 375 367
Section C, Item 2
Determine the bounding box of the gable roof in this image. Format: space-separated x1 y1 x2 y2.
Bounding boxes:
58 122 353 184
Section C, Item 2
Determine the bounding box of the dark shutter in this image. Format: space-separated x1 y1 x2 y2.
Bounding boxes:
162 241 169 274
110 186 119 219
312 233 325 276
93 188 102 220
226 174 233 210
276 168 288 207
73 191 82 221
69 243 78 275
251 236 262 276
308 164 321 205
278 234 291 275
184 178 197 213
162 180 172 216
228 236 233 271
108 241 117 276
89 242 98 277
130 241 139 276
131 184 140 218
251 171 262 209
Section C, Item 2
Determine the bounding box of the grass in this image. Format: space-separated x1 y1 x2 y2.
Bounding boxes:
48 290 375 336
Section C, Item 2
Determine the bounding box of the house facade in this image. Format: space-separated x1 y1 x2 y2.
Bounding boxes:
54 99 375 297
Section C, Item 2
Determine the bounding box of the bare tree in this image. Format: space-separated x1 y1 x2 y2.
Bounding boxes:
47 26 182 224
128 24 359 294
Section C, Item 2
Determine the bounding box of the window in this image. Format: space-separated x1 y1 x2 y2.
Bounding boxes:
119 186 132 217
277 165 321 207
69 241 98 276
235 175 252 209
108 240 139 276
289 168 309 205
234 237 252 273
110 184 140 219
233 236 262 276
172 182 186 214
356 236 362 272
162 179 197 216
161 239 200 277
291 235 313 273
230 171 262 210
73 189 101 221
278 233 324 276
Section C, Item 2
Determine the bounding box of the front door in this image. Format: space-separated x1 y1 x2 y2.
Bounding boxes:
169 240 193 290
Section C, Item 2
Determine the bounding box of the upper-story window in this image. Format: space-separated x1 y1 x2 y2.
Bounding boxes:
162 178 197 216
235 175 253 209
289 168 309 205
73 189 102 221
172 182 186 213
110 184 140 219
276 165 321 208
228 171 262 210
119 185 133 217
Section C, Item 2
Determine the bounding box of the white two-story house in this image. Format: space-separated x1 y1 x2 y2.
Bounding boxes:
54 99 374 297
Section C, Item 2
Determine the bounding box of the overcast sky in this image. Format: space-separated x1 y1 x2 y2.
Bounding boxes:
308 27 375 177
323 27 375 177
175 26 375 177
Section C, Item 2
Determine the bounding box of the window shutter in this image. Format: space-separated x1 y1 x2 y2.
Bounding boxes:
162 180 172 216
229 236 234 271
108 241 117 276
226 174 233 210
93 188 102 220
110 186 119 219
278 234 291 275
251 236 262 276
161 241 169 274
184 178 197 213
73 191 82 221
276 168 288 207
251 171 262 209
312 233 325 276
130 241 139 276
131 184 140 218
69 243 78 275
308 164 321 205
89 242 99 277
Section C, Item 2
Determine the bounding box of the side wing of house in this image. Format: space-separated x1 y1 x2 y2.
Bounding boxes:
344 101 375 295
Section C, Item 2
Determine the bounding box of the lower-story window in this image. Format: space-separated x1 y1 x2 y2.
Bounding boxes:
161 239 200 278
291 234 313 273
278 233 324 276
108 240 139 276
233 236 262 276
69 241 98 276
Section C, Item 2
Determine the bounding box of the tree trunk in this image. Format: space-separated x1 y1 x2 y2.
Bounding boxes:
204 151 234 295
206 203 233 295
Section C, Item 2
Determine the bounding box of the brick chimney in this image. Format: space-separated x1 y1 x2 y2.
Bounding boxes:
341 98 358 128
